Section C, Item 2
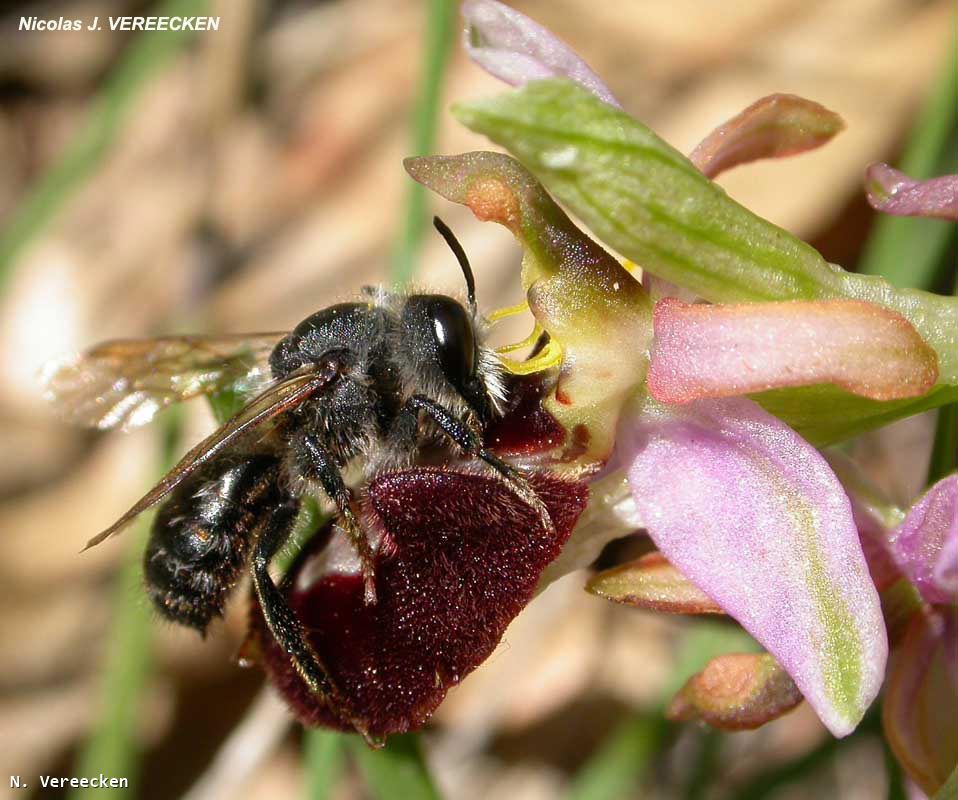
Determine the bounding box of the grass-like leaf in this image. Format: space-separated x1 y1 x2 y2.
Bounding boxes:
69 519 155 799
390 0 458 286
735 707 882 800
858 46 958 288
299 2 455 793
348 735 441 800
69 408 183 799
303 731 346 800
565 715 665 800
566 621 756 800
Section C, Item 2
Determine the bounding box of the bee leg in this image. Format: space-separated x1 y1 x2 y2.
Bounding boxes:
398 394 555 535
251 496 371 740
295 434 378 605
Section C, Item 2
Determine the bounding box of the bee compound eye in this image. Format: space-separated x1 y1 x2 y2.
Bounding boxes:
426 297 477 392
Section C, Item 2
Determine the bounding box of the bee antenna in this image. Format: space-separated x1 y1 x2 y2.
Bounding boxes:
433 216 476 310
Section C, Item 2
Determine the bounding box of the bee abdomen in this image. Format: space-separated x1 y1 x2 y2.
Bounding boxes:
144 455 285 632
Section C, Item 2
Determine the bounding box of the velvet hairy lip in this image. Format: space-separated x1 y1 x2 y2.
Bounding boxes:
250 467 588 739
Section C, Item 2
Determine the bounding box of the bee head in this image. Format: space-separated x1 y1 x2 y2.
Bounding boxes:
400 293 492 418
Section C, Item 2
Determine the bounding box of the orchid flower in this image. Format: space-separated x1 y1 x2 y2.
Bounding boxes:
405 146 896 738
413 0 958 739
248 0 958 752
833 456 957 797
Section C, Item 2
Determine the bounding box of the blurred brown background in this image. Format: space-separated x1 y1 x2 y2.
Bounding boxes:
0 0 952 798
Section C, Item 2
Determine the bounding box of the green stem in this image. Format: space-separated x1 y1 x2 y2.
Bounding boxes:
303 731 346 800
883 733 907 800
390 0 458 286
681 728 722 800
55 8 205 786
565 715 667 800
928 268 958 484
70 525 154 799
935 764 958 800
348 735 441 800
0 0 208 292
929 402 958 483
69 411 183 800
211 394 340 799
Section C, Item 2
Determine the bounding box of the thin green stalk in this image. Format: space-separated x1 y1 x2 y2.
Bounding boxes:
70 411 183 800
44 15 209 786
70 524 154 798
857 43 958 287
682 729 722 800
929 268 958 484
929 397 958 483
295 501 347 799
304 731 346 800
856 39 958 797
0 0 208 292
390 0 458 286
348 735 441 800
211 390 343 800
55 5 204 775
565 715 666 800
565 621 754 800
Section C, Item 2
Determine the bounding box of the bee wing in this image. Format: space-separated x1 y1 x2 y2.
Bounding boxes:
43 333 287 431
83 365 339 550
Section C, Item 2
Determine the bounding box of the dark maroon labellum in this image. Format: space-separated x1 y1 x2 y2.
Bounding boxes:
483 373 566 456
250 468 588 738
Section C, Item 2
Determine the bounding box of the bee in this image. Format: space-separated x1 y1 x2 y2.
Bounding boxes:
45 218 553 734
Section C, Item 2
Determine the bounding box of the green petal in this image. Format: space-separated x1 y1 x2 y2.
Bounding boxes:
453 80 958 443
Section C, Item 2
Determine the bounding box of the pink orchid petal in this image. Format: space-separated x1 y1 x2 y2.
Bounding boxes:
689 94 844 179
890 475 958 606
866 163 958 221
935 532 958 598
462 0 620 108
620 396 887 736
648 298 939 404
825 452 905 592
883 609 958 797
906 782 929 800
